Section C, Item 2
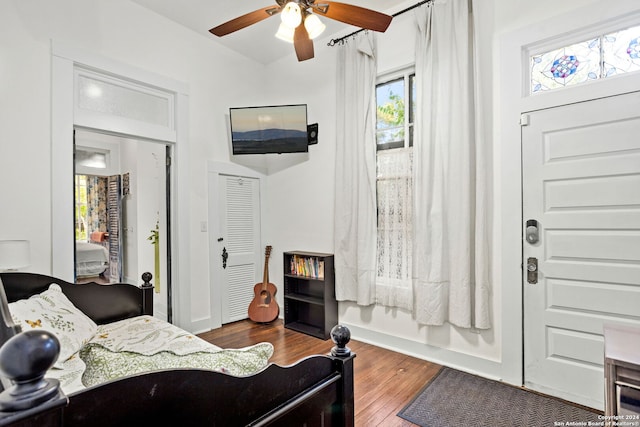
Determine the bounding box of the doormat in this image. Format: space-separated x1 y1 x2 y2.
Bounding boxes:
398 367 602 427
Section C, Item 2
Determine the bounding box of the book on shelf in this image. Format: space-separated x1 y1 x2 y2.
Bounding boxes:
289 254 325 279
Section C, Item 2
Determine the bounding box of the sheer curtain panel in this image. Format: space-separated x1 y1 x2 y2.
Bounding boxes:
334 33 378 305
375 148 414 310
412 0 491 329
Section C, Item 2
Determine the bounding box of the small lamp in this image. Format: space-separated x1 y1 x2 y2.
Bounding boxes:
0 240 30 272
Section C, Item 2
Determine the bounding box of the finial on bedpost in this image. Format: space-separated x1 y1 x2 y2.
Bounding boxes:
141 272 153 289
330 324 352 357
140 272 154 316
0 330 62 411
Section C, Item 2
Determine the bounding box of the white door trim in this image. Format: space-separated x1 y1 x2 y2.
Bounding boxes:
207 161 266 330
498 0 640 387
51 41 192 330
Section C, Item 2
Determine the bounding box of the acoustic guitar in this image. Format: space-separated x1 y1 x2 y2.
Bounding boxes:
248 245 279 323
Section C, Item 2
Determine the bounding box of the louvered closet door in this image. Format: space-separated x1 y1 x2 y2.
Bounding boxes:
107 175 122 283
219 175 262 323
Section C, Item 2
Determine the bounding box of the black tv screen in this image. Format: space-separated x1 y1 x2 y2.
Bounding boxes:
230 104 308 155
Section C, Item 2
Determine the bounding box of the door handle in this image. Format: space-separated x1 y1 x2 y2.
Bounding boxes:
221 247 228 269
527 257 538 284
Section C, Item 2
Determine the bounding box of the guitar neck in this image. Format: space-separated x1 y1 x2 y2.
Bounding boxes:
262 256 269 287
262 247 271 289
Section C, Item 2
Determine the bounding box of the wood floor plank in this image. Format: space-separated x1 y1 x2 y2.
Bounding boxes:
197 319 441 427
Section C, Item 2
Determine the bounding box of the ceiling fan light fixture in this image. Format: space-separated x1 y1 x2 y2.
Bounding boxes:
275 22 295 43
304 14 325 39
280 2 302 28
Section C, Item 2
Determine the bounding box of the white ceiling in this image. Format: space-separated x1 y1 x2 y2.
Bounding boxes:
131 0 412 64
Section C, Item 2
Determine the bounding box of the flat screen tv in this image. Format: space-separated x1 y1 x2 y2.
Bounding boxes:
230 104 308 155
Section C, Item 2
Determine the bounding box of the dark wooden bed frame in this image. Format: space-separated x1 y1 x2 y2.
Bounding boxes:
0 272 355 427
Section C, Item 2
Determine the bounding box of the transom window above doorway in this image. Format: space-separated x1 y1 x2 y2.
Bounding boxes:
530 23 640 93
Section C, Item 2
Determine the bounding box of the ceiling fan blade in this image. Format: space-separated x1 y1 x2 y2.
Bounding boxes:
294 24 314 62
209 6 281 37
312 1 392 32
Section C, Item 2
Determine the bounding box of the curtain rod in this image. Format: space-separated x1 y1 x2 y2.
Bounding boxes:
327 0 433 46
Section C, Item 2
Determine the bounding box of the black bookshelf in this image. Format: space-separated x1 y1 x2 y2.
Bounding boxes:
283 251 337 340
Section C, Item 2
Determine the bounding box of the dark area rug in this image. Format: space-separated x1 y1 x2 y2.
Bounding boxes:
398 367 602 427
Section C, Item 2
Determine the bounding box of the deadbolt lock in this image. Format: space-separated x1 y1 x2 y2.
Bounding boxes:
526 219 539 244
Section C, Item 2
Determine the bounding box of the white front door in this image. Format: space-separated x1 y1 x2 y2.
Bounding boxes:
522 91 640 410
217 174 262 324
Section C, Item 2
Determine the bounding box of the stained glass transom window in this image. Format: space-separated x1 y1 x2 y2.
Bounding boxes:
530 24 640 93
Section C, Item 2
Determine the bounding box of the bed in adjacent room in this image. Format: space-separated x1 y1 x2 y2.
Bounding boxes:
75 241 108 278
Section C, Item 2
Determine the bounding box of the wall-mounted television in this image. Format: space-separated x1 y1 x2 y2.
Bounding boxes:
229 104 308 155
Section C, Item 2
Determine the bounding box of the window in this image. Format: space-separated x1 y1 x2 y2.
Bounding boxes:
375 69 416 308
530 23 640 93
75 149 107 169
376 73 415 150
75 175 88 241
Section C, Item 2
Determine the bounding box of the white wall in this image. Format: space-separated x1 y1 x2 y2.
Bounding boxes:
2 0 639 389
0 0 263 328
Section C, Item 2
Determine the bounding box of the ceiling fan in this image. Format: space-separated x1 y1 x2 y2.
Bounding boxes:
209 1 393 62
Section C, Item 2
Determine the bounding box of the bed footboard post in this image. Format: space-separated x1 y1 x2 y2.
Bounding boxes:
140 272 153 316
331 325 355 427
0 330 68 426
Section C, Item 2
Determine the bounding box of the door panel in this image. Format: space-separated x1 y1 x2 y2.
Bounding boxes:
522 91 640 410
218 175 262 324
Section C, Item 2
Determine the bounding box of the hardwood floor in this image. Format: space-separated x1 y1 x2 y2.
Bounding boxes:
197 319 442 427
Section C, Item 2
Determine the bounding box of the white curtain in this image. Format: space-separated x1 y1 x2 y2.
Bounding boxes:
334 32 378 305
412 0 491 329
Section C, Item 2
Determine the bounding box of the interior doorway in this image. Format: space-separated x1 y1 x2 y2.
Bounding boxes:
73 128 172 322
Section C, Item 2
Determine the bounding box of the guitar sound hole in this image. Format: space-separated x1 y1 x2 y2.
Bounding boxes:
260 290 271 305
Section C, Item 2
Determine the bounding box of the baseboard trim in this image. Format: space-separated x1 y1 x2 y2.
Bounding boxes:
342 322 507 384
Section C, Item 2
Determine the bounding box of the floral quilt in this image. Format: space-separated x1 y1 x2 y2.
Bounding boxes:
46 316 274 395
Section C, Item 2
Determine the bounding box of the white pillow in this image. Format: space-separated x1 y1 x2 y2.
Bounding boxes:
9 284 98 368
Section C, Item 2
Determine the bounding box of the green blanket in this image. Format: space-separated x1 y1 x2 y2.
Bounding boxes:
80 342 275 387
46 316 274 393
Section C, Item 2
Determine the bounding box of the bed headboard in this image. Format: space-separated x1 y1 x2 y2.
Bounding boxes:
0 272 153 326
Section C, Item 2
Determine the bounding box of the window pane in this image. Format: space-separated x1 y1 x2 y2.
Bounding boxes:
409 74 416 124
376 127 405 150
77 74 171 127
531 38 600 93
76 149 107 169
75 175 88 241
376 78 405 148
409 74 416 147
603 24 640 77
